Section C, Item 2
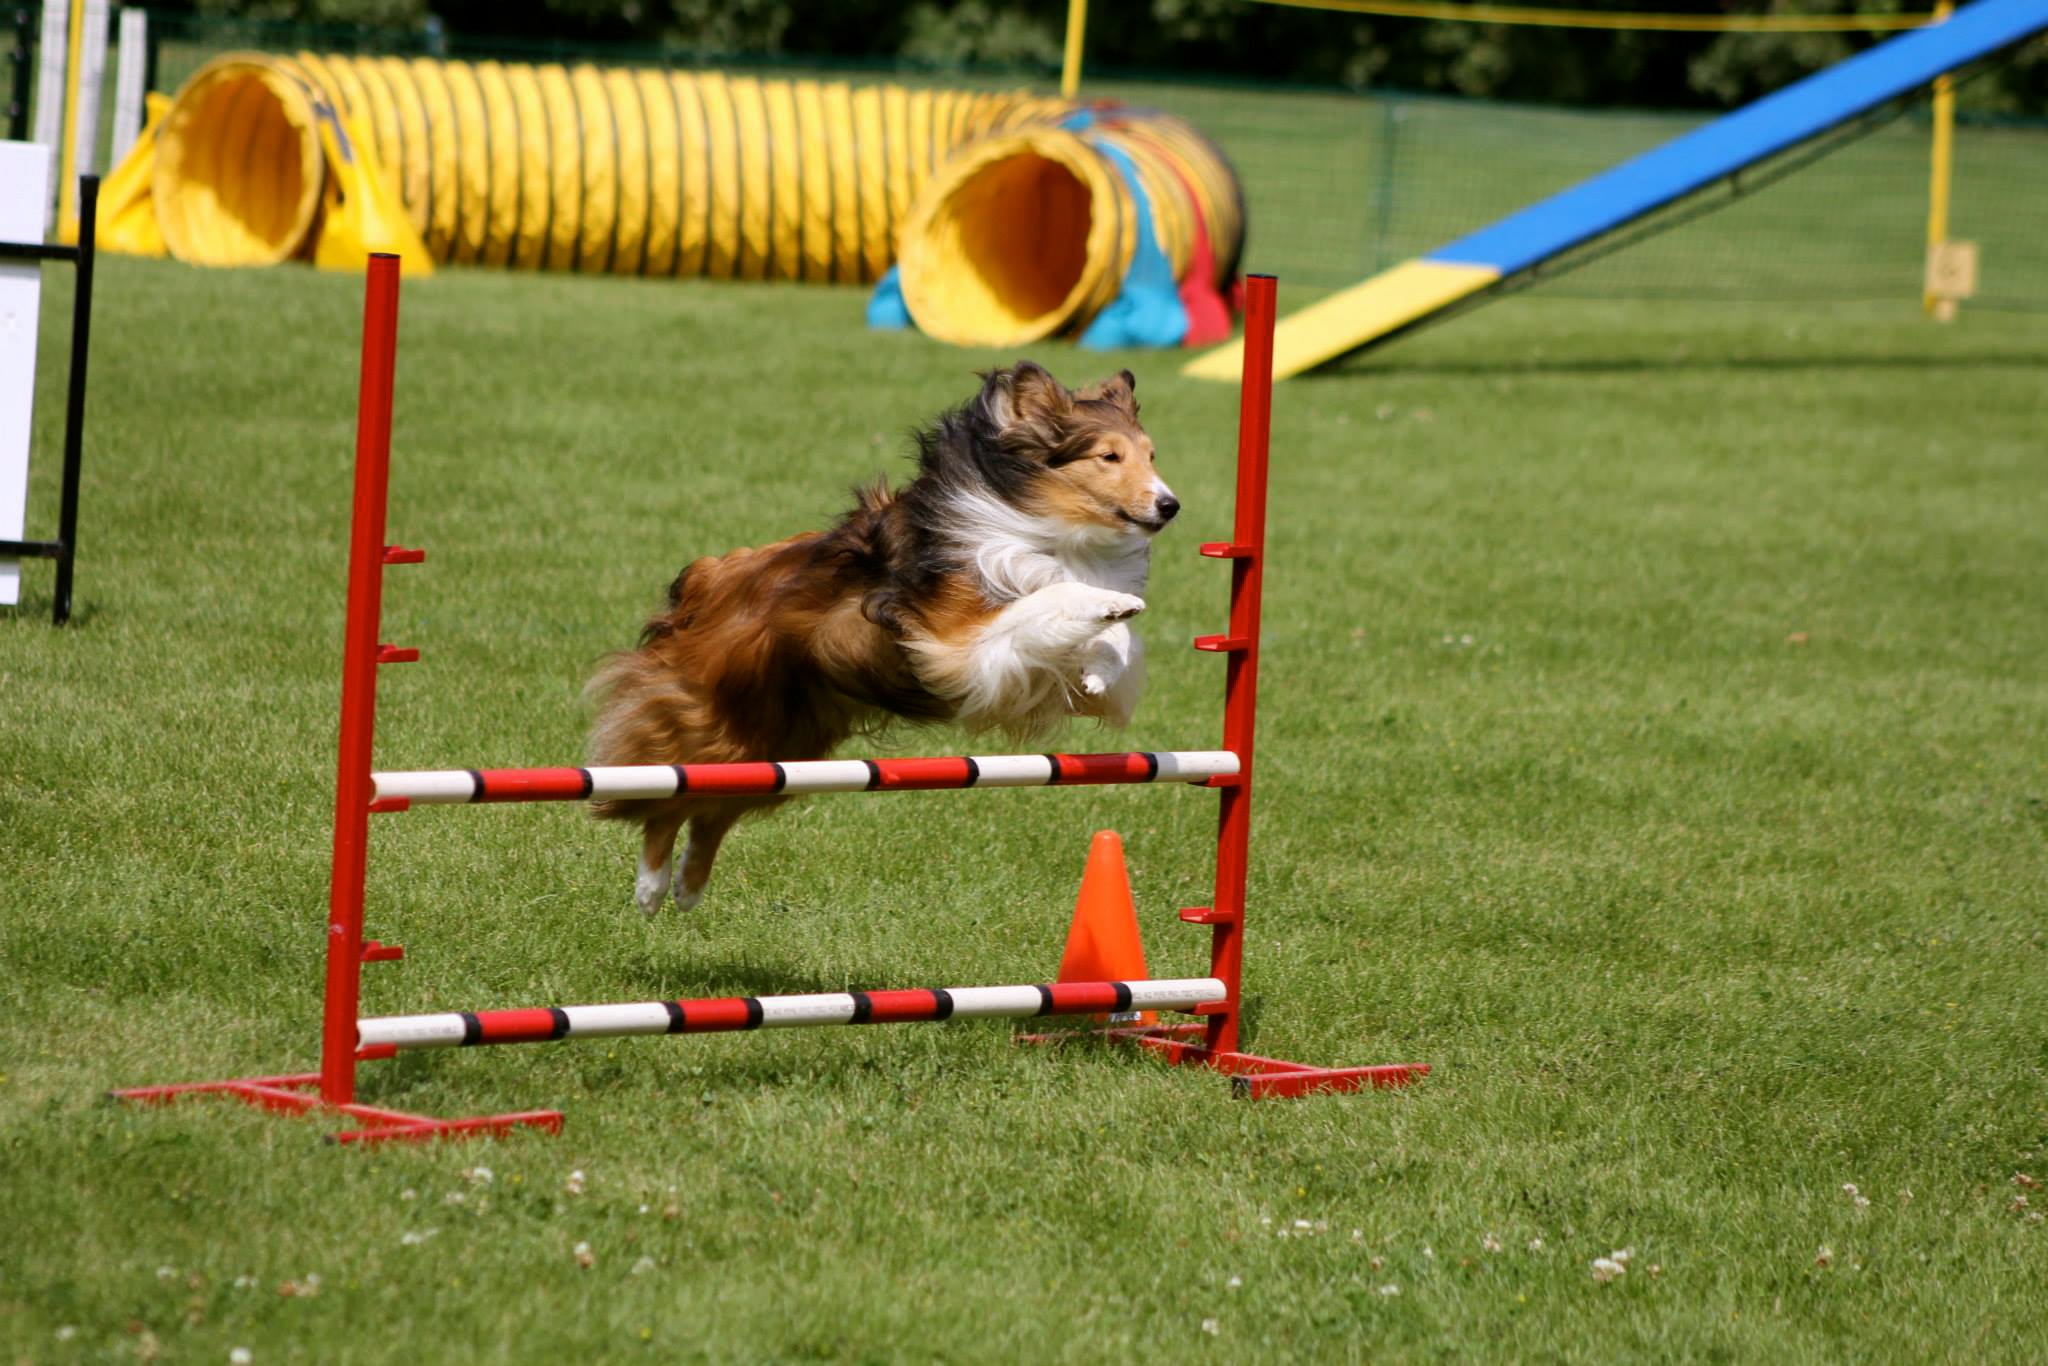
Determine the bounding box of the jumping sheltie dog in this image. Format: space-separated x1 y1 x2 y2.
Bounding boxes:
586 361 1178 915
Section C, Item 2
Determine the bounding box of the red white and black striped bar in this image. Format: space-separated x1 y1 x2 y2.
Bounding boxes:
371 750 1239 806
359 977 1227 1051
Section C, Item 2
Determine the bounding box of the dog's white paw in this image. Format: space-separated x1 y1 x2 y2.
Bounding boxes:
1073 589 1155 626
634 864 671 917
1093 591 1146 622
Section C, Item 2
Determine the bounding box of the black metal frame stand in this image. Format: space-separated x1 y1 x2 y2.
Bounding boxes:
0 174 97 626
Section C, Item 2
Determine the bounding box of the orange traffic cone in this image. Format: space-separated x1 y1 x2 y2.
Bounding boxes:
1056 830 1155 1025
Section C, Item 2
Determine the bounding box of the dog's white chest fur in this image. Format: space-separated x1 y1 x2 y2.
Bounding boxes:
905 491 1153 736
950 490 1151 602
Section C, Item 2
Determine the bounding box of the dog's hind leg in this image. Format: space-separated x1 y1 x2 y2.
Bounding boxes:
635 805 688 917
675 805 744 912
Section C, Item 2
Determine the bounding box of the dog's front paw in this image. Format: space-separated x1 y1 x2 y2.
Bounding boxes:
1092 591 1146 622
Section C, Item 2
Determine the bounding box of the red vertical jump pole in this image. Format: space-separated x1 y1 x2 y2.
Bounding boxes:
320 253 404 1107
112 254 566 1138
1200 273 1277 1058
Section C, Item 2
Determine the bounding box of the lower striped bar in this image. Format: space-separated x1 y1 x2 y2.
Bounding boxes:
370 751 1238 805
358 978 1227 1051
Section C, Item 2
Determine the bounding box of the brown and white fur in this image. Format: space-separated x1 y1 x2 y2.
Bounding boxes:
587 362 1178 915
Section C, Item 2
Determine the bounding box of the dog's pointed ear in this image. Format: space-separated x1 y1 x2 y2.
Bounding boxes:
1077 368 1138 417
978 361 1071 432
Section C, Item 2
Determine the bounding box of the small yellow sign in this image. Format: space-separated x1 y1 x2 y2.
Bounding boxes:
1925 239 1979 301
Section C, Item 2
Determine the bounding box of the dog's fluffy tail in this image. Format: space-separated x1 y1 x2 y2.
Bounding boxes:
586 559 714 823
584 649 681 823
585 551 764 822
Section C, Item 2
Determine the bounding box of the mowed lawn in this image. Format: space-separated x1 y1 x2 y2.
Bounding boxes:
3 247 2045 1363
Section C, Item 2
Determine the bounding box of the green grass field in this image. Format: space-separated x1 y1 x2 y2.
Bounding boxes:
5 219 2047 1360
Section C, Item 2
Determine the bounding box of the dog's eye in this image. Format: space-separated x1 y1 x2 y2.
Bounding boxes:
1099 450 1121 463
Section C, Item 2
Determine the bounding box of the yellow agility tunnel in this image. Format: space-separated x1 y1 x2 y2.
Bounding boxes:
98 52 1244 349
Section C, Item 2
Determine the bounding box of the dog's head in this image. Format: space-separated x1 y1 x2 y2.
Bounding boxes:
971 362 1178 537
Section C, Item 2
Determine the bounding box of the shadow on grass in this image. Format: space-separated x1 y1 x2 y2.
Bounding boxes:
0 589 98 628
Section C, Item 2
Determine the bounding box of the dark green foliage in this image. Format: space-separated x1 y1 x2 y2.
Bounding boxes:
130 0 2048 113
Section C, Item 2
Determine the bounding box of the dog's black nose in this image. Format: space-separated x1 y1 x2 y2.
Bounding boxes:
1156 495 1180 522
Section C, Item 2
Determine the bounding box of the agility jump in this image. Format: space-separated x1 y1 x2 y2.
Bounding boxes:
113 261 1425 1143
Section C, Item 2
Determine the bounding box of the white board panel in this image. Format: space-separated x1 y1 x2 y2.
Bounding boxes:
0 141 51 607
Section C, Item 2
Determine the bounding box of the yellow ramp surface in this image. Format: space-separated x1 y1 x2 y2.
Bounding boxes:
1184 259 1499 381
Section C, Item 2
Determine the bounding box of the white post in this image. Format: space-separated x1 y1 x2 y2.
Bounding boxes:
29 1 66 148
0 141 51 607
67 0 108 178
109 7 146 166
30 0 68 230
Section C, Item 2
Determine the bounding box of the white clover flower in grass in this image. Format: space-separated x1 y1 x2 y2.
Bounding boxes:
1609 1248 1634 1266
1422 1246 1435 1260
1591 1257 1626 1283
400 1188 417 1201
630 1257 657 1276
1482 1234 1502 1254
443 1191 466 1206
1815 1246 1833 1268
233 1276 257 1290
565 1170 587 1196
1377 1284 1401 1297
157 1266 177 1281
1200 1318 1220 1336
230 1349 253 1365
462 1165 493 1186
1294 1219 1313 1231
573 1241 595 1269
1369 1256 1385 1272
1527 1238 1545 1252
1226 1276 1242 1290
55 1327 78 1342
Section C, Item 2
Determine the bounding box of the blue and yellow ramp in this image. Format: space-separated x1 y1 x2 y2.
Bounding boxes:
1187 0 2048 381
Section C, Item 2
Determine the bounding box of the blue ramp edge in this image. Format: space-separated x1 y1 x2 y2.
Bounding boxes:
1430 0 2048 276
